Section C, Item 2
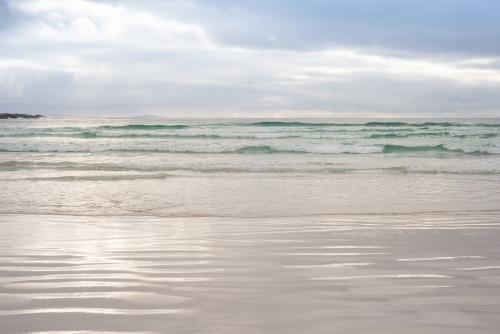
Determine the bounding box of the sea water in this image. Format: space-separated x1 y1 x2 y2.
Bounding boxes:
2 118 500 333
0 118 499 216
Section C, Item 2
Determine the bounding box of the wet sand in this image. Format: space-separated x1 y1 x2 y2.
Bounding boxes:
1 214 500 333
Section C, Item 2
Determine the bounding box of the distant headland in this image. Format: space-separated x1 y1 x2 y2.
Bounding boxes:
0 113 45 119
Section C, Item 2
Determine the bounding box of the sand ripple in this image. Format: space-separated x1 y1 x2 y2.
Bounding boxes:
1 214 500 333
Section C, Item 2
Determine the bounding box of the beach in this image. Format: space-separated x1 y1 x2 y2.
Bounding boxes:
1 214 500 333
2 0 500 331
1 118 500 333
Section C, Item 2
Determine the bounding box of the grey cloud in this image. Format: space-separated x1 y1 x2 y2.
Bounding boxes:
133 0 500 56
0 0 14 29
1 0 499 117
0 67 75 111
2 63 499 117
6 0 500 57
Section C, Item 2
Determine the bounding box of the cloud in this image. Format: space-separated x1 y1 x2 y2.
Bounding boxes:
0 0 499 117
9 0 209 48
185 0 500 56
0 0 15 29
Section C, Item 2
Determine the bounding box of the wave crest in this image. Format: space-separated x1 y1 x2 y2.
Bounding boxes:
98 124 188 130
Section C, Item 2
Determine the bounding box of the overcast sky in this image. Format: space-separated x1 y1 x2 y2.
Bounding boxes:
1 0 500 117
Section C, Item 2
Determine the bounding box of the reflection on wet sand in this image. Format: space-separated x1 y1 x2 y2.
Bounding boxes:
1 214 500 333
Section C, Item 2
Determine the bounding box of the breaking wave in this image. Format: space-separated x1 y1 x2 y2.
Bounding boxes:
1 144 497 154
98 124 189 130
242 121 500 128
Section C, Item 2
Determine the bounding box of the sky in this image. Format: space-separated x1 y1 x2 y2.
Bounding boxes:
1 0 500 118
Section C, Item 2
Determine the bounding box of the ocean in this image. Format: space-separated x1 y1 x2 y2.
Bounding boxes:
0 118 499 216
1 118 500 333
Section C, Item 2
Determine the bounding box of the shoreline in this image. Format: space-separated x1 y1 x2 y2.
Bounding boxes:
1 210 500 217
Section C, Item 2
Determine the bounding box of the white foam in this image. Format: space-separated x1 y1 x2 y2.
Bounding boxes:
311 274 451 281
303 144 383 154
398 256 485 262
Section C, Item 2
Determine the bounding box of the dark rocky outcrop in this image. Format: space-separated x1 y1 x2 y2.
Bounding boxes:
0 113 44 119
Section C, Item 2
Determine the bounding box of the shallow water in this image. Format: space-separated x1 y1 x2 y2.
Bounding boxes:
1 214 500 333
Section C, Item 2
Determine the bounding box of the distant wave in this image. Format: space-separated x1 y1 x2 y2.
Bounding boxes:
381 144 494 154
233 145 283 154
247 121 339 127
115 121 500 128
1 144 497 154
243 121 500 127
365 122 463 127
1 131 497 140
98 124 189 130
0 144 378 154
369 132 451 139
0 132 242 139
383 144 449 153
369 132 495 139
